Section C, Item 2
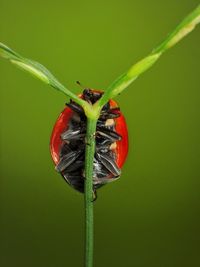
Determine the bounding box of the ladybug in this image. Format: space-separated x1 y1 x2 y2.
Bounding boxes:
50 89 128 199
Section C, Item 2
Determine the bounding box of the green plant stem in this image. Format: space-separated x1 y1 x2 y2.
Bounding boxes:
84 118 97 267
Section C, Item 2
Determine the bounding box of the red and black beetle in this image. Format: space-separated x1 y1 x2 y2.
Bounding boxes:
50 89 128 197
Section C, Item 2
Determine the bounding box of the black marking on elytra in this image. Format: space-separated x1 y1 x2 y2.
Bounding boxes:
57 89 121 199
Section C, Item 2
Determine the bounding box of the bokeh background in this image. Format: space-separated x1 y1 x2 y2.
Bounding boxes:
0 1 200 266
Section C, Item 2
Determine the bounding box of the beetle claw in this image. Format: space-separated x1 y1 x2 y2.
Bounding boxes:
92 190 97 202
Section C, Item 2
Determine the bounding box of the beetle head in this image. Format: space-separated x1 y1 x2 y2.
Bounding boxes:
83 88 103 104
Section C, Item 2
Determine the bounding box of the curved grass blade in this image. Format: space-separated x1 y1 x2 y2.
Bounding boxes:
0 42 86 106
96 4 200 108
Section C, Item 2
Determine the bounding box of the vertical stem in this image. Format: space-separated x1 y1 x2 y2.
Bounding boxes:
85 118 97 267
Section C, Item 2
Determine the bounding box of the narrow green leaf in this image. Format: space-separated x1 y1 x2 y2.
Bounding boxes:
11 60 50 84
127 54 161 78
96 4 200 108
0 42 22 60
154 5 200 53
0 43 60 86
0 42 86 107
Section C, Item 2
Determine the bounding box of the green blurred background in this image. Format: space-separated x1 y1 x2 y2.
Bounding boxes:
0 1 200 266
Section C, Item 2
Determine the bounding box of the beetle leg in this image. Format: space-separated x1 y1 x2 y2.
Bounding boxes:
61 130 85 141
55 150 82 172
96 128 121 142
67 101 84 115
62 172 84 193
61 128 81 139
97 120 105 128
94 176 120 185
100 107 120 120
59 143 72 157
96 137 111 146
68 140 85 151
96 145 110 153
64 160 84 172
62 171 79 184
93 159 110 178
95 152 121 176
100 113 120 120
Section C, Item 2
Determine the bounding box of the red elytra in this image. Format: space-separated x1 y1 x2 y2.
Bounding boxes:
50 96 128 171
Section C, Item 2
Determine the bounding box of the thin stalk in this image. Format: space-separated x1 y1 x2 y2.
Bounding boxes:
84 118 97 267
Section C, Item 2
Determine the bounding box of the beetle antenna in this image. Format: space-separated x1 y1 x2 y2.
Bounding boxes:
76 81 85 89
